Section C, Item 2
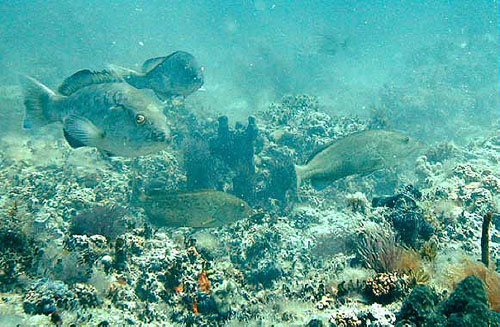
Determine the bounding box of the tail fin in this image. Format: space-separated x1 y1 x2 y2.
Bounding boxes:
22 76 55 129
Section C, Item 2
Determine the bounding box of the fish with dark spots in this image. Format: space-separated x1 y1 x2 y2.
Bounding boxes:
136 187 252 228
22 76 170 157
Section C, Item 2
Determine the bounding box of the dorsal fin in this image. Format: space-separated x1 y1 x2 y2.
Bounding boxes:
141 56 167 73
57 69 122 96
306 140 335 164
142 51 185 73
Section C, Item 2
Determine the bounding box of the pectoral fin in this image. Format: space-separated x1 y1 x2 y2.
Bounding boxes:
63 115 103 148
63 129 86 148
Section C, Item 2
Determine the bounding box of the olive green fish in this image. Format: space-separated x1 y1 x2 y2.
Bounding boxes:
295 130 423 189
22 76 170 157
137 189 252 228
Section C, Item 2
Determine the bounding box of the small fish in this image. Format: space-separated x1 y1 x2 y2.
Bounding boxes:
137 188 252 228
295 130 423 190
22 76 170 157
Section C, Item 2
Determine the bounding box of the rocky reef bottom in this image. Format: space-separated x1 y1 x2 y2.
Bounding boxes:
0 94 499 326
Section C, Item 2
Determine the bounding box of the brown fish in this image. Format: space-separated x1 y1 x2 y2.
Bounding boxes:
295 130 423 189
137 189 252 228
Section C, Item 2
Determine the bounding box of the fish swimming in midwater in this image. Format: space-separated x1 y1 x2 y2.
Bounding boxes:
22 76 170 157
134 51 204 99
136 187 252 228
58 51 204 101
295 130 423 190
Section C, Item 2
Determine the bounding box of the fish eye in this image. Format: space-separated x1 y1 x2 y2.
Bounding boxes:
403 136 410 143
135 114 146 125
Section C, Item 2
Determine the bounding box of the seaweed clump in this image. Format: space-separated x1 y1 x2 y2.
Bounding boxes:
182 116 259 196
182 114 296 210
69 205 127 240
355 229 403 273
209 115 259 202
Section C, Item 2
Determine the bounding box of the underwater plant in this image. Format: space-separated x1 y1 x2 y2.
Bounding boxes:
396 248 422 273
420 240 438 262
69 205 127 240
356 229 403 273
447 258 500 312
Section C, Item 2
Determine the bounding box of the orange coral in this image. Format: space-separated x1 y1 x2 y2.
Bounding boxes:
396 249 422 273
449 259 500 312
174 282 184 293
198 270 211 294
192 299 199 314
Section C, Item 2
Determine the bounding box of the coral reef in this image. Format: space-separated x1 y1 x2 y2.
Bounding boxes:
364 272 410 304
0 201 39 292
355 229 403 273
373 186 434 248
0 90 498 326
69 205 127 240
396 276 497 326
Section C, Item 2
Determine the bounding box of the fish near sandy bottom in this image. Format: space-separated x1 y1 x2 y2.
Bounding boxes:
137 189 252 228
22 76 170 157
295 130 423 190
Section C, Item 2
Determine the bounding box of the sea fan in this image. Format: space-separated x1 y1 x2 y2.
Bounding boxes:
356 229 403 273
69 205 127 240
447 259 500 312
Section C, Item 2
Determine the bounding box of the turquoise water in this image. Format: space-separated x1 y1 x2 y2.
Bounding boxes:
0 1 498 326
1 1 496 122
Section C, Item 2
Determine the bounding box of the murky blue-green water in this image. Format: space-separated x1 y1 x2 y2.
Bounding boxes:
0 1 498 326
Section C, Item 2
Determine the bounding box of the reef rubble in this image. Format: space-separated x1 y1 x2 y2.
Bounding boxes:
0 93 498 326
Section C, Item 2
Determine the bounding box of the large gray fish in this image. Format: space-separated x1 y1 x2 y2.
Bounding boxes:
295 130 423 189
58 51 204 101
22 77 170 157
136 187 252 228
